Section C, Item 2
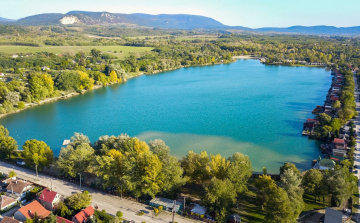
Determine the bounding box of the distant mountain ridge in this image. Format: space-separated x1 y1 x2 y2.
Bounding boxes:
0 17 16 22
3 11 360 35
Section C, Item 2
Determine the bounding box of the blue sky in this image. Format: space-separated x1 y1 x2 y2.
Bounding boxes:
0 0 358 28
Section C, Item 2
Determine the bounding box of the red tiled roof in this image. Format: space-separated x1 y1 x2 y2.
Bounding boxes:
17 200 50 219
0 217 20 223
334 138 345 144
306 118 317 123
331 96 339 101
0 195 16 209
57 216 75 223
73 206 94 223
39 188 58 204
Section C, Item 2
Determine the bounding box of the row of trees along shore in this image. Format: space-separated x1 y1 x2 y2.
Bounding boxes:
0 126 357 223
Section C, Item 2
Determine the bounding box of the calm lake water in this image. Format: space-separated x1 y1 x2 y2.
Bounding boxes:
0 59 331 173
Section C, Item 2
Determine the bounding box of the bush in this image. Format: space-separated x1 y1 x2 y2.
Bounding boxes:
17 101 25 109
0 107 6 114
116 211 123 219
158 206 163 211
154 207 159 216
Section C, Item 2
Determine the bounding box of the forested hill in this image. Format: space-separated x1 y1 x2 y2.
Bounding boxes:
0 17 15 22
4 11 360 35
14 11 227 29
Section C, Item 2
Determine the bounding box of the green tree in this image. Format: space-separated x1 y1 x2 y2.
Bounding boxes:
302 169 323 202
182 150 209 184
0 125 18 160
264 185 292 223
318 113 332 126
332 100 341 110
43 214 58 223
23 139 54 179
202 178 237 223
65 191 92 210
324 170 351 207
280 168 304 221
227 153 252 194
57 143 94 178
55 202 73 218
255 174 276 209
330 118 341 132
279 162 300 176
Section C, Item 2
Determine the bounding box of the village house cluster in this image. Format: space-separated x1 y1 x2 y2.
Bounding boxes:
0 174 94 223
302 69 357 170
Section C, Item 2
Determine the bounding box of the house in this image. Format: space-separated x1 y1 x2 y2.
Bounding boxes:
16 159 25 165
149 197 183 213
41 66 50 71
38 188 62 211
191 204 206 217
333 138 347 150
317 159 336 170
303 118 317 129
72 206 94 223
0 195 17 211
324 207 342 223
228 214 241 223
57 216 75 223
6 179 33 199
0 217 20 223
330 96 339 101
14 200 50 222
11 55 18 59
0 73 5 77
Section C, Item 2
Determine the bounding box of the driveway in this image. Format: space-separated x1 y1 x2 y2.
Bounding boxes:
0 162 197 223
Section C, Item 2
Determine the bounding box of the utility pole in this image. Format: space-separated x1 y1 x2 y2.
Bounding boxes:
78 173 81 189
183 196 185 215
172 200 176 223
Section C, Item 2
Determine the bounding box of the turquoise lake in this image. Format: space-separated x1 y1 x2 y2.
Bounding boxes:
0 59 331 173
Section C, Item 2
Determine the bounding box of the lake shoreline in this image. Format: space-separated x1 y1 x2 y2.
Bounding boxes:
0 59 237 119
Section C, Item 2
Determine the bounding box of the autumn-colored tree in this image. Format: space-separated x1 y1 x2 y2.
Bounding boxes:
109 71 118 83
23 139 54 179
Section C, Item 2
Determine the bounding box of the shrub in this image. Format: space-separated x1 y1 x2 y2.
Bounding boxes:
158 206 163 211
0 107 6 114
116 211 123 219
17 101 25 109
154 207 159 216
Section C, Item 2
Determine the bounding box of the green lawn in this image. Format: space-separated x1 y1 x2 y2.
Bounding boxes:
0 45 154 59
303 194 328 212
236 181 266 223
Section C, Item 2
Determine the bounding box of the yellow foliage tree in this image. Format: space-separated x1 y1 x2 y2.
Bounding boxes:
109 71 118 83
207 154 230 179
77 71 94 90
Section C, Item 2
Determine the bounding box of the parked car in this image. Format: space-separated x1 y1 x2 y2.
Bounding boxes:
355 165 358 168
354 170 358 174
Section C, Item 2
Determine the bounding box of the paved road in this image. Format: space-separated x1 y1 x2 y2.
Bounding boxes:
0 162 196 223
352 72 360 222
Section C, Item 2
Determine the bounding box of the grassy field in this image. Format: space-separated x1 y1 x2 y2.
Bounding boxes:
176 36 219 41
0 45 154 59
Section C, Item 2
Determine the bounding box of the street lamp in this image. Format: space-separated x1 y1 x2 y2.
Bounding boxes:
78 173 81 189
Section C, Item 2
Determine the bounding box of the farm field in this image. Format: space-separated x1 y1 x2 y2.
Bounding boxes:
0 45 154 59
